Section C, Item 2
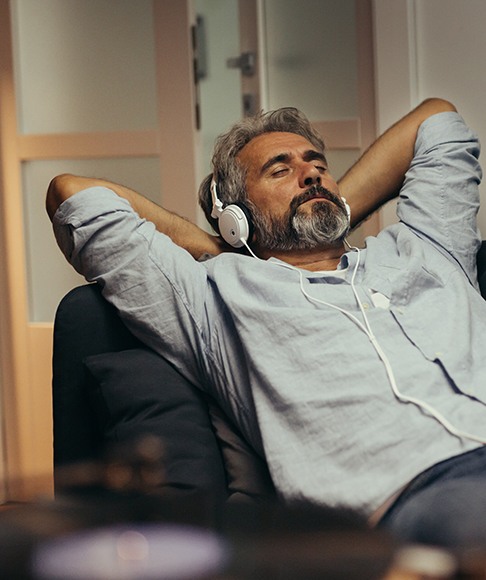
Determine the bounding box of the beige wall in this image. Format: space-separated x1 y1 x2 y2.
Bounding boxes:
374 0 486 232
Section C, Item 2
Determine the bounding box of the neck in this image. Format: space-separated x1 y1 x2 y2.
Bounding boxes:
255 242 347 271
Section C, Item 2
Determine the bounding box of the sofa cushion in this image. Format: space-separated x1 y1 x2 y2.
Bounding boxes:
208 402 275 503
84 347 228 498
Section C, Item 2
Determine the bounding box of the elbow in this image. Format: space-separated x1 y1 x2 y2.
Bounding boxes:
420 97 457 114
46 173 77 221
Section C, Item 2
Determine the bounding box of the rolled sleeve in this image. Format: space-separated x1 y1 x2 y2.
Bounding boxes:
397 111 482 280
53 187 136 278
53 186 210 386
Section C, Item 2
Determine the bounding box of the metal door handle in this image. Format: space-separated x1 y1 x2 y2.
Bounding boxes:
226 52 256 77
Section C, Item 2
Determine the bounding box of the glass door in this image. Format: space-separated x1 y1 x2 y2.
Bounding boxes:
0 0 200 500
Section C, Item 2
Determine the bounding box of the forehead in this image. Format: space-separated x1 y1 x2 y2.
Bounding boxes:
237 132 320 172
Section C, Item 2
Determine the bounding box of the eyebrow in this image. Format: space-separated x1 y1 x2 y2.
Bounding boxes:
259 149 327 175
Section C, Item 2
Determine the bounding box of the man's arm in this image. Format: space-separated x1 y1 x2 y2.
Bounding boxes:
46 173 226 260
47 99 456 255
338 98 457 229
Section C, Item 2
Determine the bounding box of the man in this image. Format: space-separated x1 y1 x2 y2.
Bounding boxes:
47 98 486 547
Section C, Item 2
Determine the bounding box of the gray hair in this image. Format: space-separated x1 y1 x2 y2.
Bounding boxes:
198 107 325 234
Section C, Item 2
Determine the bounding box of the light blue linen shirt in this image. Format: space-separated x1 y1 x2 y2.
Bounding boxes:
54 112 486 515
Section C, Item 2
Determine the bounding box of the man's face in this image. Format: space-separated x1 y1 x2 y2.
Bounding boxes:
237 132 349 252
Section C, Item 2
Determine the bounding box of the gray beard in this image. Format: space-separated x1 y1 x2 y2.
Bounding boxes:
250 186 350 251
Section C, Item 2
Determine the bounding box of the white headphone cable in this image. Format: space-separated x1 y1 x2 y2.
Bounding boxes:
242 237 486 445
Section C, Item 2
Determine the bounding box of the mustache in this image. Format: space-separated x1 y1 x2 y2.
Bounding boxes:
289 185 344 214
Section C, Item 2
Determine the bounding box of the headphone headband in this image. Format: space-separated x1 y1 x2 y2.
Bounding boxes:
210 178 253 248
210 179 224 219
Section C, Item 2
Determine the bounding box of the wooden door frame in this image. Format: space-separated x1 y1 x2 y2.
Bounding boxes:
0 0 36 501
154 0 200 223
0 0 200 502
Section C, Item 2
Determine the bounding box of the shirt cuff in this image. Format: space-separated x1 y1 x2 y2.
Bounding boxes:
415 111 479 156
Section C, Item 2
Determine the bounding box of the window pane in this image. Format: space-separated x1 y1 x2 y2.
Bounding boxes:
195 0 242 176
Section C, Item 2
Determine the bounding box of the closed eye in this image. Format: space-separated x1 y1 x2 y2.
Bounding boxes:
271 167 289 176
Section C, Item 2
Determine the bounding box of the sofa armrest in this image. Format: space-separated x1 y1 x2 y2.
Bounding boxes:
52 284 276 504
52 284 140 473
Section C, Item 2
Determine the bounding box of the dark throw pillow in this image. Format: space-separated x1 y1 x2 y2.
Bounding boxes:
208 402 276 503
83 348 227 498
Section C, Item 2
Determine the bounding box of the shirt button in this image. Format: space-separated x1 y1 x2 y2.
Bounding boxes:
363 303 370 309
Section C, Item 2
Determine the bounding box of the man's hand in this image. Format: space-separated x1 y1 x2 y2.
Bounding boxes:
46 174 227 260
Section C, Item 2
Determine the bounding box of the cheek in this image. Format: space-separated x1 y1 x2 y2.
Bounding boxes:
248 183 288 215
262 193 295 219
324 177 340 195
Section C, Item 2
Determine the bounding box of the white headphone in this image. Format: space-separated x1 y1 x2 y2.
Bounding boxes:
210 179 253 248
211 178 351 248
341 197 352 225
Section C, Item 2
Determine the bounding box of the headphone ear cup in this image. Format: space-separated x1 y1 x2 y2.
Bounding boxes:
341 197 351 224
219 202 254 248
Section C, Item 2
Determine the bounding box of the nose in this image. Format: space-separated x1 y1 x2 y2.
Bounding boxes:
300 163 321 188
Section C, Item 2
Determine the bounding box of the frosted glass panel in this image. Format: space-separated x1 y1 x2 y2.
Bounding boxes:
12 0 157 134
23 158 161 322
195 0 242 176
262 0 357 120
